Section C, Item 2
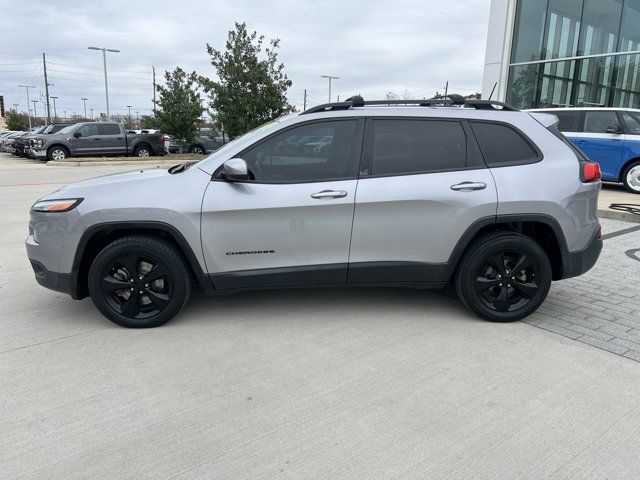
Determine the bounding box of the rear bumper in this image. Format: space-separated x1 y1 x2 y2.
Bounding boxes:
562 229 602 279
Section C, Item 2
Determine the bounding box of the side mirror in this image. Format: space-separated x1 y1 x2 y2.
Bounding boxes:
605 124 621 134
73 131 82 138
221 158 250 181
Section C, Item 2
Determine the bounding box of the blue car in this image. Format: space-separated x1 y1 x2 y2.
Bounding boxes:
531 108 640 194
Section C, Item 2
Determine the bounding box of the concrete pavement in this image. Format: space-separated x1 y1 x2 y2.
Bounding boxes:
2 153 640 479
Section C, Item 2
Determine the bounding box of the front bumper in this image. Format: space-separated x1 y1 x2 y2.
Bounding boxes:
28 148 48 159
563 229 602 279
29 259 78 298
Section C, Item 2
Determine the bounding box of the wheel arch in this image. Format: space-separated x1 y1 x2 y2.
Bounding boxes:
618 156 640 182
133 142 153 154
72 221 213 299
47 144 70 157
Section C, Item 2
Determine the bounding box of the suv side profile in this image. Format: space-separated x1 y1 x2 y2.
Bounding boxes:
530 107 640 193
26 96 602 328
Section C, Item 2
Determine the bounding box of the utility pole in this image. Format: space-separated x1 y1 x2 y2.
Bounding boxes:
19 85 36 130
63 110 67 122
152 65 157 115
88 46 120 119
444 81 448 96
31 100 38 126
320 75 339 102
42 53 52 124
81 98 88 119
303 89 307 110
50 96 58 121
126 105 132 128
135 111 139 128
90 108 94 120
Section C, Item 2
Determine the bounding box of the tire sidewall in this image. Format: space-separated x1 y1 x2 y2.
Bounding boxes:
458 235 552 322
622 161 640 194
48 147 67 161
135 146 151 157
88 239 189 328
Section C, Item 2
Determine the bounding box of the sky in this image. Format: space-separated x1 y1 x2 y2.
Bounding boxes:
0 0 491 120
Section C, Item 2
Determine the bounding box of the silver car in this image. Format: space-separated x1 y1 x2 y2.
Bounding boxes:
26 96 602 328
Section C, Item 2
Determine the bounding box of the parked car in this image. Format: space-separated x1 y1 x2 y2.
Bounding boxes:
0 131 23 152
166 131 224 154
26 96 602 328
1 132 25 153
14 126 47 157
529 107 640 193
19 124 74 158
28 122 166 161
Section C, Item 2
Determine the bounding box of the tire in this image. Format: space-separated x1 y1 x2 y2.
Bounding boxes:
134 145 152 157
622 160 640 194
454 232 552 322
88 235 191 328
47 146 68 161
190 145 205 154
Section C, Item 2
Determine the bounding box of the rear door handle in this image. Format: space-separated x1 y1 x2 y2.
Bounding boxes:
450 182 487 191
311 190 347 199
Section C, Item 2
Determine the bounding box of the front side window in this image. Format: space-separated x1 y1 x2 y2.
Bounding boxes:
241 120 358 183
470 122 539 167
370 120 467 176
77 124 98 137
584 111 621 133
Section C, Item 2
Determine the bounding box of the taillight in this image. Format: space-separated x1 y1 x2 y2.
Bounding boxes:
159 134 165 144
582 162 601 182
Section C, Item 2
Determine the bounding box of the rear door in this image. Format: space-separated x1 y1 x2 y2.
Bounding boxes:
97 123 126 154
200 119 364 289
571 110 623 179
348 117 497 283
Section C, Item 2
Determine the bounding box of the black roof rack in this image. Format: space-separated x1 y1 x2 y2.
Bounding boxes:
300 95 518 114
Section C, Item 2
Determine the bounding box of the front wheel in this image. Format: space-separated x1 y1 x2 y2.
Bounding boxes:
455 232 552 322
622 161 640 194
47 146 68 161
88 236 191 328
190 145 205 154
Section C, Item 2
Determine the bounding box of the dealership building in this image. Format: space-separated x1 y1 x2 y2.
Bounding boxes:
482 0 640 109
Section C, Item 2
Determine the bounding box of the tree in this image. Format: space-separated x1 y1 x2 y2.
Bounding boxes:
155 67 202 150
200 22 294 138
6 110 27 130
140 114 160 129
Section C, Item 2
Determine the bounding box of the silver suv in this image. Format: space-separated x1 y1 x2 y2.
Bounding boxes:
26 96 603 328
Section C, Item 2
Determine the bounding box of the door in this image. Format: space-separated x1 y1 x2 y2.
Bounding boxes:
97 123 126 154
201 119 364 289
69 124 100 154
572 110 623 180
348 118 497 283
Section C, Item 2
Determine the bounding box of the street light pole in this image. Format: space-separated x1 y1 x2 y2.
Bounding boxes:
81 98 88 119
88 46 120 119
126 105 132 128
18 85 36 130
31 100 38 126
50 96 58 122
320 75 339 102
90 108 94 120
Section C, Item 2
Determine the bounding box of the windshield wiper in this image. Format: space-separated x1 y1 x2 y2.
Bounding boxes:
168 161 196 174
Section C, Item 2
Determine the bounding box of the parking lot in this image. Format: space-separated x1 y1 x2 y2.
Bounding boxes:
2 153 640 479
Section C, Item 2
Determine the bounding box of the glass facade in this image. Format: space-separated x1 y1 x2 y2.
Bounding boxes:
506 0 640 108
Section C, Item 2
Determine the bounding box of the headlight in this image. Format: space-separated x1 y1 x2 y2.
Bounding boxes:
32 139 45 148
31 198 83 213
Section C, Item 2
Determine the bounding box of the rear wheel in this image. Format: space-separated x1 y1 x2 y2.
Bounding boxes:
622 161 640 194
88 236 191 328
455 232 552 322
134 145 151 157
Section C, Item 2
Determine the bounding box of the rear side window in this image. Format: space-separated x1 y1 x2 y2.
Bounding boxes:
98 124 121 135
371 120 467 175
620 112 640 134
553 111 582 132
584 111 621 133
470 122 539 167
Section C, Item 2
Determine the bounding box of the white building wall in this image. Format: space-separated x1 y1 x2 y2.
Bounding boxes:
481 0 517 101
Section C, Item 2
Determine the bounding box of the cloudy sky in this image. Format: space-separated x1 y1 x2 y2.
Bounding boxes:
0 0 490 120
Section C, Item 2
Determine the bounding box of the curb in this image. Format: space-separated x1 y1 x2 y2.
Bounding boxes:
598 208 640 224
47 160 180 167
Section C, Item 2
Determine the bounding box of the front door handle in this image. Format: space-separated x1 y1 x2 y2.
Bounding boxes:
311 190 347 199
450 181 487 191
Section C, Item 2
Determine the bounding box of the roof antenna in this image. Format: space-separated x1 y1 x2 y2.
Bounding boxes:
488 82 497 100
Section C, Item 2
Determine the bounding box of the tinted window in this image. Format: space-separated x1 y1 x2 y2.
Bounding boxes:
584 111 621 133
241 120 358 183
620 112 640 134
371 120 466 176
470 122 539 166
98 123 121 135
553 111 583 132
77 124 98 137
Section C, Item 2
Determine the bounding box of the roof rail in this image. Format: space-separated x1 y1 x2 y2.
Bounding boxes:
300 95 518 114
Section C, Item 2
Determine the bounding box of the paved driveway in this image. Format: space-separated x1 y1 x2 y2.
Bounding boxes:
1 154 640 479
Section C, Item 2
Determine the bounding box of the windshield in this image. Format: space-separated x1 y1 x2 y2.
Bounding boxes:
58 125 76 134
197 118 285 170
31 126 46 134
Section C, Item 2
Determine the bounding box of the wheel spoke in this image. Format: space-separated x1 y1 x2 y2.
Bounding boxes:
511 254 533 275
489 252 506 274
513 281 538 299
121 291 140 317
145 290 170 311
494 287 510 312
475 276 501 293
118 255 139 279
102 276 130 293
145 262 169 283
